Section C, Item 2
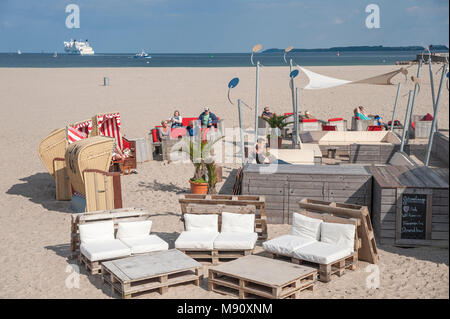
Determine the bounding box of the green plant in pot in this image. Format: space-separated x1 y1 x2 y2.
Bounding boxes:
262 113 292 148
179 133 223 194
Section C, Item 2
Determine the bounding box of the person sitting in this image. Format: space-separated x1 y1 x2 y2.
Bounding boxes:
300 110 315 120
169 110 183 128
157 120 171 141
198 107 218 128
187 120 198 137
355 106 371 120
248 138 271 164
261 107 273 119
112 141 125 161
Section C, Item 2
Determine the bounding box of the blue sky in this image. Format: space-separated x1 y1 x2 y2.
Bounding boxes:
0 0 448 53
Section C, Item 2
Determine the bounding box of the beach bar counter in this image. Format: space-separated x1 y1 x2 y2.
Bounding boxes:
370 165 449 248
241 164 372 224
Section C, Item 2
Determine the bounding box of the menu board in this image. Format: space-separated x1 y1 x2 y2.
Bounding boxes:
399 193 427 240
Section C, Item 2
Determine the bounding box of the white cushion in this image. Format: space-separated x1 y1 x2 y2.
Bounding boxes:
291 213 323 241
221 212 255 233
213 232 258 250
292 242 353 265
120 235 168 254
80 239 131 262
262 234 316 257
175 231 219 250
116 220 152 239
184 214 218 232
79 221 114 244
320 222 355 251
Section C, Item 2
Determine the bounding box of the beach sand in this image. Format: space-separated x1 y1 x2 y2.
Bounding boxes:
0 65 448 298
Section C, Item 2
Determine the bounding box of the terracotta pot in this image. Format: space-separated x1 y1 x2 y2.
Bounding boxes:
189 179 208 194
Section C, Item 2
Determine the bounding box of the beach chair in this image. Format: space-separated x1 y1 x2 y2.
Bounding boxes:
263 211 358 282
299 119 320 131
351 116 377 131
171 127 187 139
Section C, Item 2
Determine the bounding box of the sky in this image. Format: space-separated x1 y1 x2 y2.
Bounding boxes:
0 0 448 53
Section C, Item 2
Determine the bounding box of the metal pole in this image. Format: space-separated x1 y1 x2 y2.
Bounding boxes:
390 82 402 132
254 61 260 140
295 87 300 147
289 58 293 73
238 99 245 165
428 56 436 112
290 77 296 147
400 90 413 153
425 64 447 166
406 60 423 143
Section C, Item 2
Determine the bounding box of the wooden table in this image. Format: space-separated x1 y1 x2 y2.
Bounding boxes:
101 249 202 299
208 255 316 299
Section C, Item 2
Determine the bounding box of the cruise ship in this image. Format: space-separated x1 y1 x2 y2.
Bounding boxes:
63 39 95 55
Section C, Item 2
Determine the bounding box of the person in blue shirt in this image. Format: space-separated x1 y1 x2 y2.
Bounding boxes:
354 106 371 120
198 107 218 128
187 120 198 136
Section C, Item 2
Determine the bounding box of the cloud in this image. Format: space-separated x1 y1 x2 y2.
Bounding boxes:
333 17 344 25
406 6 420 14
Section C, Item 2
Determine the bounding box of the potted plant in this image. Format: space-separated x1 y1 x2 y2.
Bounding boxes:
179 133 223 194
262 114 292 148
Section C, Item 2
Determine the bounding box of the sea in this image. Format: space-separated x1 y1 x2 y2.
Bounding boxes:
0 50 447 68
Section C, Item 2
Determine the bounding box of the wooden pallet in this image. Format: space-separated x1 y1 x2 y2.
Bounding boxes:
179 249 252 265
179 194 267 239
298 198 378 264
101 250 202 299
269 252 357 283
208 256 317 299
70 208 150 259
232 167 243 195
79 253 103 275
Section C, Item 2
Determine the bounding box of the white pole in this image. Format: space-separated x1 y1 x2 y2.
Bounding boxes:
295 87 300 147
425 64 447 166
290 76 296 147
254 61 260 140
400 90 413 153
289 58 293 73
238 99 245 165
390 82 402 132
406 60 423 143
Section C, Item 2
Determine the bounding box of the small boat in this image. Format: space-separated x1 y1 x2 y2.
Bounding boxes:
17 50 22 55
134 50 151 59
53 52 58 58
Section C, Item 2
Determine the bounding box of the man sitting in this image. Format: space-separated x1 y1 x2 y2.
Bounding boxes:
261 107 273 120
198 107 218 128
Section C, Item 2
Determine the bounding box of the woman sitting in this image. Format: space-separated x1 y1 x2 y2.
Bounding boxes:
158 120 171 141
169 110 183 128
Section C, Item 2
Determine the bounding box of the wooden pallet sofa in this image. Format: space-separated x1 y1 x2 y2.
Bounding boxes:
71 208 168 274
263 211 359 282
175 207 258 265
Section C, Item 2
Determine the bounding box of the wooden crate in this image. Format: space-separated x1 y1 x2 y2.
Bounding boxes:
101 250 202 298
208 255 317 299
370 165 449 248
431 132 449 166
241 164 372 224
70 208 150 259
298 198 378 264
179 194 268 239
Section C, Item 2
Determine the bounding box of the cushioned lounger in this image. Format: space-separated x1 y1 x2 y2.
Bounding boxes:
80 240 131 262
120 235 169 254
262 234 316 257
175 231 219 250
213 232 258 250
292 242 353 265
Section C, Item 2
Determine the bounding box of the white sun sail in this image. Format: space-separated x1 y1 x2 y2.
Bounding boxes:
298 65 405 90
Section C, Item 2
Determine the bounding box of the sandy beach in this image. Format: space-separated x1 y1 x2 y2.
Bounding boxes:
0 65 448 299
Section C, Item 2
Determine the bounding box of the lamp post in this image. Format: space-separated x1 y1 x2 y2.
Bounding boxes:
251 44 263 140
289 69 299 147
227 77 245 165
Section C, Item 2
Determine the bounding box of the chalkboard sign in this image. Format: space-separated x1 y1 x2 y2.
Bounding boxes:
399 193 427 240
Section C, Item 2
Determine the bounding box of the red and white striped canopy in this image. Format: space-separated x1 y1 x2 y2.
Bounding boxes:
67 126 88 144
73 120 93 136
96 113 122 150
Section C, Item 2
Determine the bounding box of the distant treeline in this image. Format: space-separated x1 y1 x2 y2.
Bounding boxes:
263 45 449 53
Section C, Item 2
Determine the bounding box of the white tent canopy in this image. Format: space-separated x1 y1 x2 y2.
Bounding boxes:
298 65 405 90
